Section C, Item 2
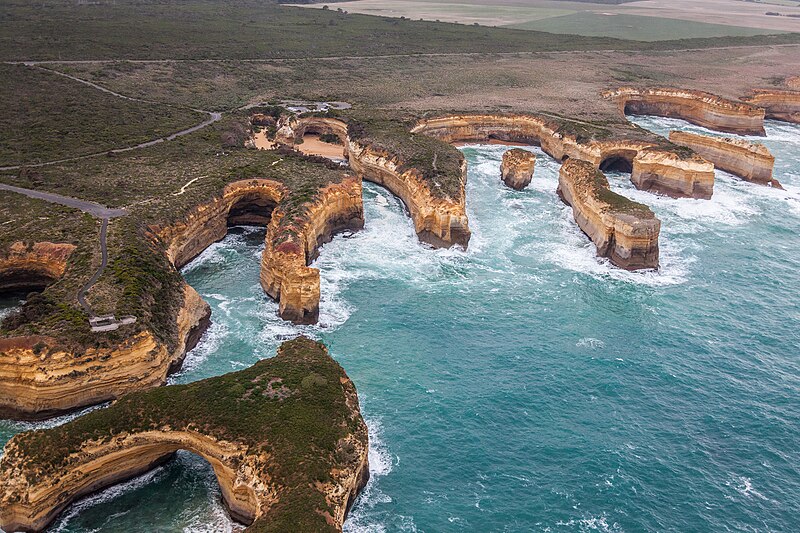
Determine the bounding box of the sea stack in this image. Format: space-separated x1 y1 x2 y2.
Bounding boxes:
557 159 660 270
501 148 536 190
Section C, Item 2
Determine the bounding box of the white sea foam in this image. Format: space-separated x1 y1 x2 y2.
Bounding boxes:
50 465 168 532
343 417 395 533
169 319 228 383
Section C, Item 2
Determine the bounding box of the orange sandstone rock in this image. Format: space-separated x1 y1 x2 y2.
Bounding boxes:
669 131 781 188
0 241 76 291
603 87 766 136
557 159 660 270
742 89 800 125
501 148 536 190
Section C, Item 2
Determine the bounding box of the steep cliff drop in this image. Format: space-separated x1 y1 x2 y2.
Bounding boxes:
604 87 766 136
0 337 369 533
501 148 536 190
0 283 210 420
158 176 364 325
0 241 76 292
557 159 660 270
411 113 714 199
669 131 782 188
275 116 471 249
742 89 800 125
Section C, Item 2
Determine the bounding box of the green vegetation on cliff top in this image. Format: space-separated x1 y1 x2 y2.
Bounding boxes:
4 337 366 533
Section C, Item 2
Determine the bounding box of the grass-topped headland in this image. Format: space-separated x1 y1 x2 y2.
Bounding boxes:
0 336 369 533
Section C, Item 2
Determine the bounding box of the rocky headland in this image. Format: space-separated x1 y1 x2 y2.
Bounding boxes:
411 113 714 199
604 87 766 136
273 114 470 249
742 89 800 125
501 148 536 190
557 159 661 270
0 337 369 533
669 131 781 188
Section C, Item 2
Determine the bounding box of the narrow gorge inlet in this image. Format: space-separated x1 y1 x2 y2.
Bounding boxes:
1 1 800 531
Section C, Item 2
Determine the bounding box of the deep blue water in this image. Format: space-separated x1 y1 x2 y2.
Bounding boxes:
1 117 799 532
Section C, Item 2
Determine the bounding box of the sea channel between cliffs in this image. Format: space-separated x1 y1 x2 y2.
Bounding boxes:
1 116 799 532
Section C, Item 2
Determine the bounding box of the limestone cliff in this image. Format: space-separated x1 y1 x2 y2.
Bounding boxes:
603 87 766 136
557 159 660 270
0 283 210 419
787 77 800 90
669 131 781 188
0 241 76 291
501 148 536 190
742 89 800 125
411 114 714 199
260 176 364 324
274 115 470 248
0 337 368 533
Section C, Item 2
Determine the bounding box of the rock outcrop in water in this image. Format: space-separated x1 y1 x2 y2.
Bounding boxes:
0 241 76 291
557 159 660 270
742 89 800 125
157 177 363 325
411 113 714 199
669 131 781 188
0 283 210 419
0 337 369 533
274 115 471 249
260 176 364 324
603 87 766 136
501 148 536 190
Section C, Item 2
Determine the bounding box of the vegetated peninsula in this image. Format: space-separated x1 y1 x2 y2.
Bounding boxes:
0 336 369 533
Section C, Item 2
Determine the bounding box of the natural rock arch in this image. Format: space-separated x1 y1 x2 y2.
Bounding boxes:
0 242 76 294
0 337 369 533
599 150 637 173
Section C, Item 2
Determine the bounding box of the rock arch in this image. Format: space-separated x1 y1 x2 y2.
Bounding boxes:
0 242 75 294
0 337 369 533
599 149 637 173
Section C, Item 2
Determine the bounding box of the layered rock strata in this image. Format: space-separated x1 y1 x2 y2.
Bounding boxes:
0 241 76 291
742 89 800 124
259 176 364 324
412 114 714 199
669 131 781 188
156 177 363 325
604 87 766 136
0 283 210 419
275 116 470 248
0 337 369 533
501 148 536 190
557 159 660 270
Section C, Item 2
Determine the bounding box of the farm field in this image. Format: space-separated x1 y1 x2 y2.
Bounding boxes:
508 12 781 41
296 0 800 35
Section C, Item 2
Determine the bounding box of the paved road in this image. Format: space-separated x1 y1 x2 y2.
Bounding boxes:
77 218 109 315
0 183 127 218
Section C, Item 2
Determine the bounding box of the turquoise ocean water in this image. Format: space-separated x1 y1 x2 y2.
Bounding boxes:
1 116 799 532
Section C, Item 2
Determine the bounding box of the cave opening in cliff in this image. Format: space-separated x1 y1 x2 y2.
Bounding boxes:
227 193 278 227
600 154 635 173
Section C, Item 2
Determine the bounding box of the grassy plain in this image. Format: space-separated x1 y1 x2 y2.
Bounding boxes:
508 12 782 41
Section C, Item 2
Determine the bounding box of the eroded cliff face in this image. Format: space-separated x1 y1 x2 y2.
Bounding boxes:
501 148 536 190
0 337 369 533
604 87 766 136
669 131 781 188
0 241 76 291
0 283 210 419
742 89 800 125
276 116 471 248
557 159 660 270
411 114 714 199
260 176 364 324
